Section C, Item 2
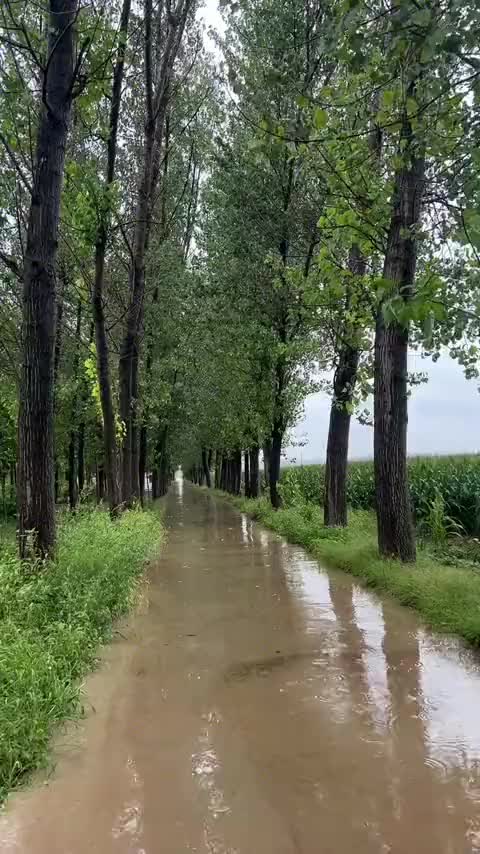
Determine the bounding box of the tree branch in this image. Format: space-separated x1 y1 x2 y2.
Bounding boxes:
0 250 22 279
0 131 33 195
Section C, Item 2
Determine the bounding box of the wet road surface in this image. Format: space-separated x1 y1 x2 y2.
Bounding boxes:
3 479 480 852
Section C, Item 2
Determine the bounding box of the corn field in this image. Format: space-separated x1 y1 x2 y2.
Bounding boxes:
279 457 480 536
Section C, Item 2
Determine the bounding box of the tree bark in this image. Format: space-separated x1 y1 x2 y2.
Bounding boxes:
67 298 83 511
201 447 212 488
249 446 260 498
139 118 170 507
18 0 77 559
67 429 77 511
92 0 131 515
139 422 147 504
324 408 351 528
214 451 221 489
1 474 6 520
374 118 424 562
324 98 381 528
53 271 66 504
9 464 15 505
96 463 105 502
77 321 93 498
263 440 271 492
269 424 283 509
244 450 250 497
159 446 170 495
324 333 360 526
233 448 242 495
220 456 227 491
78 420 85 495
152 468 158 499
152 425 168 496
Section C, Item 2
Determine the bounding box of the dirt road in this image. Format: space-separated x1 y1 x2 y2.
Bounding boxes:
2 479 480 852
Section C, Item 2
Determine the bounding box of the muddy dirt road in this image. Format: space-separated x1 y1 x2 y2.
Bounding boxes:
2 479 480 853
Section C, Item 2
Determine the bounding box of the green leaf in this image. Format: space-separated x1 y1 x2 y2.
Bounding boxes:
412 8 431 26
296 94 310 109
313 107 328 130
406 97 417 116
382 90 395 108
423 312 435 341
420 42 435 63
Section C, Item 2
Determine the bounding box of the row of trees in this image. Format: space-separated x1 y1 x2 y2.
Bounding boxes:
183 0 480 563
0 0 479 563
0 0 216 555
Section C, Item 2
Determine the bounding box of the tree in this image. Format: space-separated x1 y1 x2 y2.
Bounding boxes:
92 0 132 514
118 0 194 504
203 0 335 507
17 0 79 557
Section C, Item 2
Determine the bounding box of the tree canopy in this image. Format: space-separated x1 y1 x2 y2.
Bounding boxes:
0 0 479 562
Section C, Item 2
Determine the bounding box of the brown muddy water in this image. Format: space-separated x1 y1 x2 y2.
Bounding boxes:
2 480 480 853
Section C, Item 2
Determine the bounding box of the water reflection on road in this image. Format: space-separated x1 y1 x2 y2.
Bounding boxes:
2 479 480 853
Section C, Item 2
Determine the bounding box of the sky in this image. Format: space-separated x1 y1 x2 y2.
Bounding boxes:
199 1 480 463
287 354 480 464
202 0 225 34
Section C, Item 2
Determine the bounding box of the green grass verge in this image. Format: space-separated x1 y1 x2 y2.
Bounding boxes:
0 507 162 802
215 490 480 648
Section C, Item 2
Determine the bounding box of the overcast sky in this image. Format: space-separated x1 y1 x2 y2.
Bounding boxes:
202 0 225 33
199 1 479 463
287 355 479 463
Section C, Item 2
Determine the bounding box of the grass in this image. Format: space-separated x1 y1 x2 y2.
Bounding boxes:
0 507 162 803
215 490 480 648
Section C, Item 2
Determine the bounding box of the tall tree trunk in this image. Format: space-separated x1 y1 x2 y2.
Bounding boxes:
9 464 15 505
159 448 170 496
263 440 271 492
324 335 360 527
374 117 424 562
77 321 93 498
95 422 105 502
53 271 65 504
324 99 381 528
268 351 287 509
18 0 77 559
214 451 221 489
201 447 212 488
130 350 140 499
153 425 168 496
244 450 250 497
233 448 242 495
78 420 85 495
139 422 147 505
96 463 105 502
139 121 169 507
269 423 283 509
220 456 227 491
67 430 77 511
249 446 260 498
92 0 131 515
66 299 83 511
1 474 6 520
152 467 158 499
